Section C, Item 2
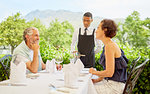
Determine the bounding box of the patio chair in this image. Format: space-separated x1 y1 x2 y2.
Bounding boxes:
123 58 149 94
0 55 12 80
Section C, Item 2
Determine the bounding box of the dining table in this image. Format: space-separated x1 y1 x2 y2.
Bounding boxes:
0 68 98 94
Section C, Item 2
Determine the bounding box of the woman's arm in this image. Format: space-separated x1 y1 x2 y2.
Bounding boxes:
89 45 115 77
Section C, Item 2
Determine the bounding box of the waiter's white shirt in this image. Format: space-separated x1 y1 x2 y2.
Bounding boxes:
71 26 102 54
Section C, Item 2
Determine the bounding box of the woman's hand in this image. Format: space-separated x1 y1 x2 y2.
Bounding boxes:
92 79 100 83
92 77 104 83
89 68 96 74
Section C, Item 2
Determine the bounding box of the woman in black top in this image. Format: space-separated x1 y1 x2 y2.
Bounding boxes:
89 19 128 94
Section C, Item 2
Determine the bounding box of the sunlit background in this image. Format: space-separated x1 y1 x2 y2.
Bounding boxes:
0 0 150 22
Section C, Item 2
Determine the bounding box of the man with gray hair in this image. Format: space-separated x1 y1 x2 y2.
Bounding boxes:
12 27 45 73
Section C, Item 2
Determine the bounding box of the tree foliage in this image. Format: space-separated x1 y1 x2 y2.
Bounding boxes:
142 17 150 29
0 13 27 54
116 11 150 48
43 19 74 49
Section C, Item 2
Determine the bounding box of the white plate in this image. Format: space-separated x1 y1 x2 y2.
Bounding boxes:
82 68 90 71
26 73 40 78
10 82 27 86
57 87 70 93
0 82 27 86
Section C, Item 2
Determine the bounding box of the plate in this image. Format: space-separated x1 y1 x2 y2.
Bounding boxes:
0 82 27 86
10 82 27 86
26 73 40 78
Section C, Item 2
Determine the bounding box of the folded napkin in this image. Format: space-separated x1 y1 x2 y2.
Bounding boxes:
46 59 57 73
63 59 84 87
74 59 84 76
9 61 27 84
63 63 78 87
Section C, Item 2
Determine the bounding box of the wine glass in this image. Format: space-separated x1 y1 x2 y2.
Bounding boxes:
55 53 63 71
71 52 85 64
75 52 85 58
69 58 74 63
69 53 75 63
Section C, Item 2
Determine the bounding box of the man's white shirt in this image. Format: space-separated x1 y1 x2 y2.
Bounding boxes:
71 26 102 54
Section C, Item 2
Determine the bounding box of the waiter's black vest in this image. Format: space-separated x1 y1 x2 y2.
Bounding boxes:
77 28 95 68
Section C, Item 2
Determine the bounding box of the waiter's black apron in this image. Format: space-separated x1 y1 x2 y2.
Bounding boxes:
77 28 95 68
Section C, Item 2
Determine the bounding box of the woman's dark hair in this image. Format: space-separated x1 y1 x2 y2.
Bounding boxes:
101 19 117 38
83 12 93 19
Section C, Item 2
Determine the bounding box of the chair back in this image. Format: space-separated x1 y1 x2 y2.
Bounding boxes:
0 55 12 81
127 56 141 75
123 58 149 94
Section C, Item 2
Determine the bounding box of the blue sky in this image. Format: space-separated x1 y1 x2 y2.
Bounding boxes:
0 0 150 22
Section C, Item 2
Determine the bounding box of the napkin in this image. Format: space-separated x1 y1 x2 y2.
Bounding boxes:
9 61 27 84
63 63 78 87
74 59 84 76
46 59 57 73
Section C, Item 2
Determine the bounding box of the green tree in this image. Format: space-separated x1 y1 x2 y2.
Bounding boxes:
116 11 150 48
0 13 27 54
142 17 150 29
44 19 74 49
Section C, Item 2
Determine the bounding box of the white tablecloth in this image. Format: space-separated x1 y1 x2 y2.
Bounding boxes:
0 68 97 94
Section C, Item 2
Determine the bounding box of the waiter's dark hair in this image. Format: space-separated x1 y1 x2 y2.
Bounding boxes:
101 19 117 38
83 12 93 19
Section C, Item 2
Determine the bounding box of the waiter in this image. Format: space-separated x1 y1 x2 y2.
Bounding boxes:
71 12 102 68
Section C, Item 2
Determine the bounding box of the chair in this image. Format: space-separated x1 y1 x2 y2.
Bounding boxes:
127 56 141 75
123 58 150 94
0 55 12 81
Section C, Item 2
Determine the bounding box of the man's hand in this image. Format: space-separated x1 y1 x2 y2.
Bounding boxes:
56 64 62 71
72 51 78 53
72 51 78 57
31 43 40 51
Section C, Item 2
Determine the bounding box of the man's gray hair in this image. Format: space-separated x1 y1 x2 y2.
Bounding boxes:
23 27 38 41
